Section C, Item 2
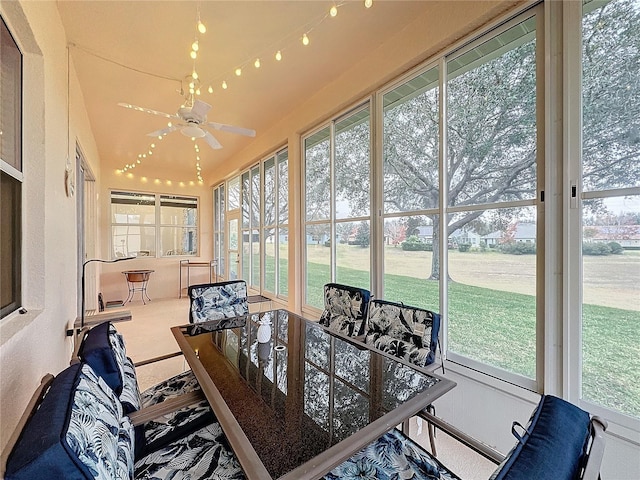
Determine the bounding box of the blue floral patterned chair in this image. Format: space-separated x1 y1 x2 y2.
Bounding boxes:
73 321 213 457
365 299 442 370
188 280 249 324
364 299 443 454
325 395 608 480
318 283 371 337
3 363 245 480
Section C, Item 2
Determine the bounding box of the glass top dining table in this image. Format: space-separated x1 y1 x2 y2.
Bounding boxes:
172 309 456 480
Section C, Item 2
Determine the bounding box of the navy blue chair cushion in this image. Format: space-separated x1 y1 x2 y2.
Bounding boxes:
6 363 133 480
78 321 123 394
490 395 591 480
6 364 86 479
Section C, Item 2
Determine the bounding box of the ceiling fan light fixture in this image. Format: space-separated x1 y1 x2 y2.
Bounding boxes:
182 125 206 138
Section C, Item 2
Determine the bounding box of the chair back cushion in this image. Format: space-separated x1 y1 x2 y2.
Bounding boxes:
5 363 133 480
77 322 141 414
318 283 371 337
489 395 591 480
189 280 248 324
364 299 440 367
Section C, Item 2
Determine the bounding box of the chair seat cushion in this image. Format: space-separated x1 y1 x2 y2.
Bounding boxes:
324 428 461 480
141 399 215 457
134 422 245 480
489 395 591 480
140 369 201 407
137 369 214 457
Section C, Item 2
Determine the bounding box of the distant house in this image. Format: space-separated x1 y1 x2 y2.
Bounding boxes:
415 225 481 246
585 225 640 249
482 222 536 245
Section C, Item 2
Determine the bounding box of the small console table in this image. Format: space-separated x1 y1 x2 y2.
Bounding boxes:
122 270 154 305
179 259 217 298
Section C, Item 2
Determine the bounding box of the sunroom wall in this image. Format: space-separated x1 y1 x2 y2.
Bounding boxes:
0 0 101 451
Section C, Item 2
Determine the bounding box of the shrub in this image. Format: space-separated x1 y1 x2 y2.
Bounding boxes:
499 242 536 255
401 235 431 251
608 241 624 254
458 243 471 252
582 242 611 256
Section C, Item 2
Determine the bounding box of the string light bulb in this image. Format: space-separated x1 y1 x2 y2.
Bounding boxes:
197 20 206 34
302 33 310 46
222 80 228 89
191 40 199 51
196 88 201 95
275 50 282 61
208 85 213 93
192 71 198 80
330 5 338 17
190 50 197 59
235 68 242 76
254 58 261 68
364 0 372 7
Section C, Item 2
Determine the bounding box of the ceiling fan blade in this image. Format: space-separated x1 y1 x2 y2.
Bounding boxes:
146 124 181 137
190 100 212 119
203 131 223 150
118 102 177 119
205 121 256 137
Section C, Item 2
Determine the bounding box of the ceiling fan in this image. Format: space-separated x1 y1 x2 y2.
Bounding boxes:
118 99 256 149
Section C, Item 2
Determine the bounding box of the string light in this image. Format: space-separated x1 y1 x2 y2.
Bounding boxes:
254 58 261 68
190 50 197 59
275 50 282 61
235 68 242 76
197 20 206 34
208 85 213 93
330 5 338 17
191 40 199 52
364 0 372 8
302 33 310 46
222 80 228 89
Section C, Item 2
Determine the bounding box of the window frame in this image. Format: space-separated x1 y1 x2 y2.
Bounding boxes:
564 0 640 428
0 16 23 319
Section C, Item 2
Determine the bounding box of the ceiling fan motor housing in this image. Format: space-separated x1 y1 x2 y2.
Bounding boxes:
178 106 205 124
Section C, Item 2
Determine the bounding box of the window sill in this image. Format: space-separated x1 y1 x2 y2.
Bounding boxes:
0 308 43 348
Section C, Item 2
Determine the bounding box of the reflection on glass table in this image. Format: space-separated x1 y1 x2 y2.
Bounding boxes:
173 309 455 480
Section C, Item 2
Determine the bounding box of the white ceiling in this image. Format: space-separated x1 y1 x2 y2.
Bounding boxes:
56 0 432 183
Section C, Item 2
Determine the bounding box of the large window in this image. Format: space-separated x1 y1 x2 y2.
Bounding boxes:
1 17 22 319
303 105 371 309
110 191 198 258
579 0 640 419
263 149 289 296
241 166 260 288
303 11 541 389
214 148 288 295
445 14 539 384
382 67 440 312
213 184 225 278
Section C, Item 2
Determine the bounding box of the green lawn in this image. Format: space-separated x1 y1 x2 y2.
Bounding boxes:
301 260 640 418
